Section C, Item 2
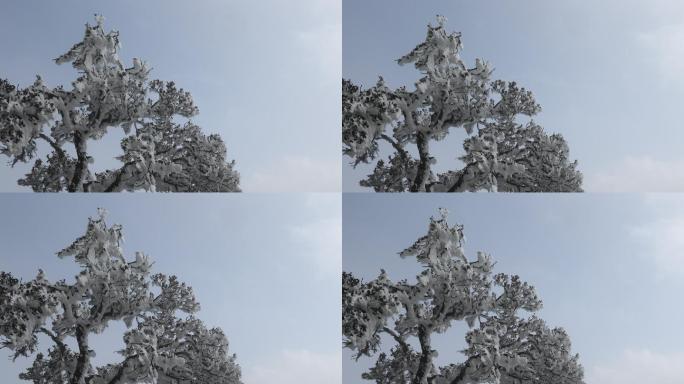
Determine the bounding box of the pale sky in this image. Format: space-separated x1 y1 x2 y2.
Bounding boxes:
0 0 341 192
343 0 684 192
343 194 684 384
0 193 341 384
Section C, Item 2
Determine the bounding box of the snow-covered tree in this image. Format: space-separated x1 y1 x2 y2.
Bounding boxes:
0 209 242 384
343 16 582 192
343 209 584 384
0 15 240 192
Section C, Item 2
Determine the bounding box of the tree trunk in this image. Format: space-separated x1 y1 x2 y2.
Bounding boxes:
70 326 90 384
410 133 430 192
68 132 88 192
412 327 432 384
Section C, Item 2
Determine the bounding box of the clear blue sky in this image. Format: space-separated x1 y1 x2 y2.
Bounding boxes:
343 0 684 192
0 0 341 192
0 193 341 384
343 193 684 384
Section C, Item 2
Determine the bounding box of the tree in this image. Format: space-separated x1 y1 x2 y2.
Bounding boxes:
342 16 582 192
0 15 240 192
342 209 584 384
0 209 242 384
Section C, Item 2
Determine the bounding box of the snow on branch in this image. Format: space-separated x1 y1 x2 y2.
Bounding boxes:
342 209 584 384
343 17 582 192
0 210 242 384
0 16 240 192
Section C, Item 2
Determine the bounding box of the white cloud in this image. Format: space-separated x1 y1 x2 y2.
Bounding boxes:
586 349 684 384
638 23 684 83
640 194 684 214
278 0 340 86
633 0 684 82
243 349 341 384
630 217 684 277
628 195 684 277
638 0 684 21
290 196 342 280
585 156 684 192
243 156 341 192
296 22 342 85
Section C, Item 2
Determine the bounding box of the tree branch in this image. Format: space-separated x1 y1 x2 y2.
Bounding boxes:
38 327 66 356
412 326 432 384
447 162 478 192
410 132 431 192
104 355 138 384
103 161 136 192
448 355 478 384
38 134 67 160
68 131 88 192
379 134 409 163
381 326 410 354
70 326 91 384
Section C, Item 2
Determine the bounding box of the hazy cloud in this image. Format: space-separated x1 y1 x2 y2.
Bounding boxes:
296 23 342 84
585 156 684 192
294 0 341 84
244 349 342 384
586 349 684 384
243 156 341 192
630 216 684 276
289 196 342 278
638 23 684 83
